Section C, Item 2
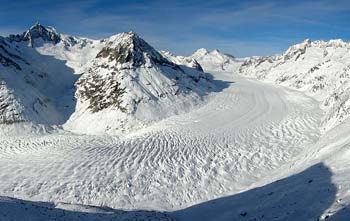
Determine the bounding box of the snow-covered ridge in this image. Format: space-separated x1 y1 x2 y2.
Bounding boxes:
161 48 244 73
239 38 350 130
190 48 244 73
160 50 204 71
7 22 88 49
8 22 61 47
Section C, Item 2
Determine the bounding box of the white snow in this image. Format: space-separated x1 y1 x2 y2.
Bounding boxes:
239 38 350 131
191 48 246 72
2 70 338 220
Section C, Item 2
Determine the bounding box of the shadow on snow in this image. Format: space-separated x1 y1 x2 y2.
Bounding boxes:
1 163 348 221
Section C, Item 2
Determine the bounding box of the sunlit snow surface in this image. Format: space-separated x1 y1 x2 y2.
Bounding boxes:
3 71 348 221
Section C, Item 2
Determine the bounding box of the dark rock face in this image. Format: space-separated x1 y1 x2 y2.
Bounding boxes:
0 39 22 70
96 32 174 67
0 54 21 70
76 73 127 113
0 38 29 67
191 59 204 72
8 23 61 46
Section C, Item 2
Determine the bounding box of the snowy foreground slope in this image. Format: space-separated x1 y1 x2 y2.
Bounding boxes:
1 25 350 220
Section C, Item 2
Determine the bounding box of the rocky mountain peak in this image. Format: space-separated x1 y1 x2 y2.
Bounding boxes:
192 48 235 61
8 22 61 46
96 31 173 67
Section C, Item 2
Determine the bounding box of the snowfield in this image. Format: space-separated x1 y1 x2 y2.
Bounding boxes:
1 24 350 221
2 71 340 220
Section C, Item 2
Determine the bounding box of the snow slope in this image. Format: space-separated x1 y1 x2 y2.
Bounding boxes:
239 39 350 131
0 23 97 130
0 33 68 126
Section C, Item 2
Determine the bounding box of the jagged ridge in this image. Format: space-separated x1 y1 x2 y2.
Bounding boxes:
8 23 61 47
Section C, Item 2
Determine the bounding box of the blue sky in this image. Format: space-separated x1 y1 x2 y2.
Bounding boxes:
0 0 350 57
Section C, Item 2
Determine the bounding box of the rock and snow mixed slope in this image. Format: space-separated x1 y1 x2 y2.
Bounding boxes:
0 27 70 126
239 39 350 131
0 24 212 134
66 32 212 134
160 50 204 71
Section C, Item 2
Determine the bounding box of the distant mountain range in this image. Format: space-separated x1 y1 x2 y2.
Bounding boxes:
239 39 350 131
2 23 350 134
0 23 225 134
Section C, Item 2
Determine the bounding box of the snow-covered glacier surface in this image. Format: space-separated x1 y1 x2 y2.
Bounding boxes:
1 71 332 220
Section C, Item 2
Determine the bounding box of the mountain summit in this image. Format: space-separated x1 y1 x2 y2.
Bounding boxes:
97 32 173 68
71 31 213 133
8 22 61 47
191 48 242 72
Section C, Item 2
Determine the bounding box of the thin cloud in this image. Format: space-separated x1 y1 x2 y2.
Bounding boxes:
0 0 349 56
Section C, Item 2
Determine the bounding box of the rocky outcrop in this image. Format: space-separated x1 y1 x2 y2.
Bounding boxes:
75 32 212 115
96 32 173 67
